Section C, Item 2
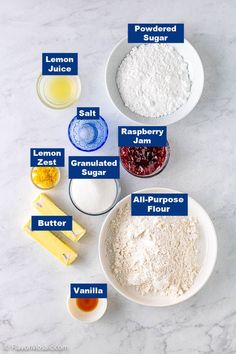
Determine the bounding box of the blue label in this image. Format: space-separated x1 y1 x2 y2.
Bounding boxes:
128 23 184 43
69 156 120 179
118 126 167 147
131 193 188 216
77 107 100 119
70 283 107 298
30 148 65 167
42 53 78 75
31 216 72 231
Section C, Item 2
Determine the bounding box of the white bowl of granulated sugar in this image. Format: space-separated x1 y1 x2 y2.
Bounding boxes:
99 187 217 307
106 38 204 126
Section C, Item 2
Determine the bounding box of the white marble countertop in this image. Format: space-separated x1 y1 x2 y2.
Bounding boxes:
0 0 235 353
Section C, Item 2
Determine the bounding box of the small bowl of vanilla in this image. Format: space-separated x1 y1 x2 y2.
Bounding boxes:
67 297 107 323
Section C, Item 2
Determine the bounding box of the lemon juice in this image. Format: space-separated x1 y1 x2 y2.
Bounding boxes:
37 75 81 109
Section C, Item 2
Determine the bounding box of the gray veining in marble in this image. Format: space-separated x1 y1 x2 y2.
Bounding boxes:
0 0 235 353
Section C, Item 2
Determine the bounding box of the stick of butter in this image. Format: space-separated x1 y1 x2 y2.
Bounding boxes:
23 220 77 265
33 193 86 242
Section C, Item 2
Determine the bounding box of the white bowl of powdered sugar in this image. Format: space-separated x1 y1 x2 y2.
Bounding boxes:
106 38 204 125
99 187 217 307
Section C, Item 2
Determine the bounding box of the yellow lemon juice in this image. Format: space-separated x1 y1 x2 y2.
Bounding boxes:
43 76 78 105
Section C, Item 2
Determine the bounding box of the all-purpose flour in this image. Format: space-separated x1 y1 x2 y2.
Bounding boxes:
116 44 191 118
107 203 200 297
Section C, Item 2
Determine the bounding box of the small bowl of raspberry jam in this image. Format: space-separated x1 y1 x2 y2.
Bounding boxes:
120 144 170 178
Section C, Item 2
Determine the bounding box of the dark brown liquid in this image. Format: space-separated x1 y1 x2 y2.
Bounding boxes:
76 298 98 312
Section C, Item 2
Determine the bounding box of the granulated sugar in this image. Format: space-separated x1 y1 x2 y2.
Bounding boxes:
107 203 200 297
116 44 191 118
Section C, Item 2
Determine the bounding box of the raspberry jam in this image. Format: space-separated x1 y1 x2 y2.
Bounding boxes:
120 146 169 177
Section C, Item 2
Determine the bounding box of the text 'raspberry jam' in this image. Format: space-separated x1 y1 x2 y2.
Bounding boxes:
120 146 169 177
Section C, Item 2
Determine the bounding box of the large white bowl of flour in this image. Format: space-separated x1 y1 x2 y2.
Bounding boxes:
106 38 204 125
99 188 217 307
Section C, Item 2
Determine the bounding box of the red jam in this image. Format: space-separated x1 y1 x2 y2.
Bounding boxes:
120 146 168 177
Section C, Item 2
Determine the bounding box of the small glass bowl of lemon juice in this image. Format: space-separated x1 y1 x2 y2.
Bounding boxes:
37 75 81 109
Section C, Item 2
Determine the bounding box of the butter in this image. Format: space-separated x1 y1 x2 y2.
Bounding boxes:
23 220 77 265
33 193 86 242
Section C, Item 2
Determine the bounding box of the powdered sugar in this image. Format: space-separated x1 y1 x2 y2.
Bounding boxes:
106 203 201 297
116 44 191 118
